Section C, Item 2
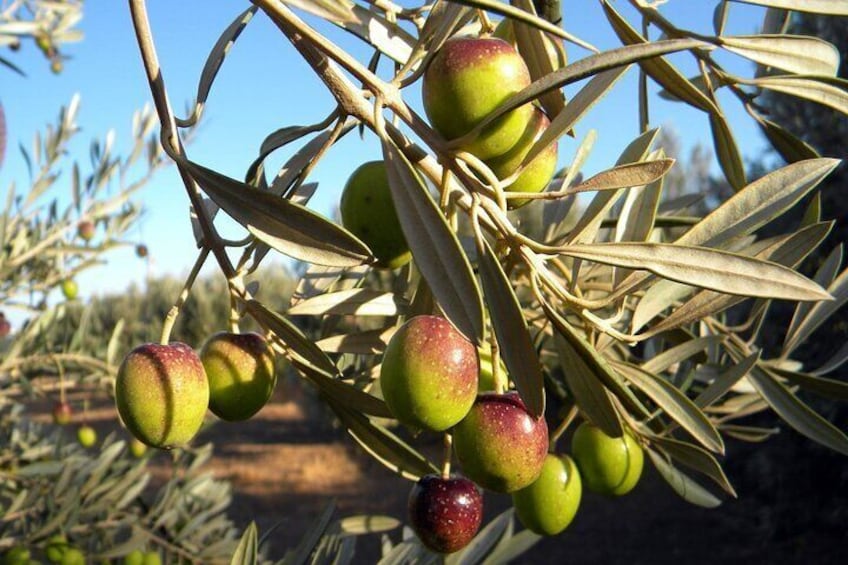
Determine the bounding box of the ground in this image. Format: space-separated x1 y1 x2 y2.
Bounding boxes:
34 379 845 564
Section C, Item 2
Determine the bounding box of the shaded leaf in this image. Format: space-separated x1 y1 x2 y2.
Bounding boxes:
767 366 848 401
783 262 848 355
328 398 439 480
315 327 397 354
447 509 512 565
694 353 760 408
554 333 622 438
753 112 820 163
542 301 651 420
614 362 724 454
602 0 717 113
784 244 842 352
477 237 545 417
746 365 848 455
184 160 372 267
246 299 339 375
642 336 724 375
382 139 483 343
709 112 747 191
647 448 723 508
650 435 737 497
229 522 258 565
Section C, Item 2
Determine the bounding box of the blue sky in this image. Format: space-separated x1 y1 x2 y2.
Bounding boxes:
1 1 773 311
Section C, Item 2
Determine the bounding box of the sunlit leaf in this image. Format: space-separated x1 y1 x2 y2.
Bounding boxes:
560 242 830 301
229 522 258 565
709 112 747 191
728 0 848 16
783 259 848 354
719 34 839 76
287 289 409 317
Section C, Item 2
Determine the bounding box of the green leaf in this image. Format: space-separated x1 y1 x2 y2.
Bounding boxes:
784 244 842 352
282 501 336 565
568 159 674 194
647 448 723 508
709 112 747 191
510 0 566 118
559 242 831 301
315 327 396 355
694 352 760 408
753 113 820 163
298 360 393 419
382 139 484 343
650 435 737 497
338 515 401 535
477 238 545 417
783 263 848 355
286 289 409 317
553 333 622 438
602 0 717 113
750 75 848 115
614 362 724 454
728 0 848 16
177 7 257 127
675 158 839 248
812 342 848 376
719 34 840 76
447 509 512 565
746 365 848 455
184 159 372 267
245 299 340 376
328 398 439 481
766 365 848 401
641 336 724 375
471 39 709 132
480 530 541 565
543 301 651 420
229 522 258 565
523 67 628 167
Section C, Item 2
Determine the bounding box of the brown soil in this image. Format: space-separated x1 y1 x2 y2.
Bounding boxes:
28 380 845 564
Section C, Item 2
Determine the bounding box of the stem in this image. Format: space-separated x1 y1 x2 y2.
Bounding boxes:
441 433 453 479
160 247 210 344
549 404 578 452
127 0 236 281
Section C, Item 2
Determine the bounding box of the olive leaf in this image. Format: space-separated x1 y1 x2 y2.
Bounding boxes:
553 332 622 438
784 244 843 352
381 139 484 343
229 522 259 565
694 352 760 408
476 237 545 417
287 289 409 317
601 0 718 113
647 448 723 508
727 0 848 16
718 34 840 76
183 159 373 267
766 366 848 401
745 364 848 456
614 362 724 454
748 75 848 114
649 435 737 497
567 159 674 194
782 260 848 355
176 7 258 128
315 327 397 355
559 242 831 301
327 398 439 481
709 111 747 191
752 112 820 163
641 336 725 376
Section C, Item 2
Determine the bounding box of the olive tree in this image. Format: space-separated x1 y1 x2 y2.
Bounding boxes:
34 0 848 562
